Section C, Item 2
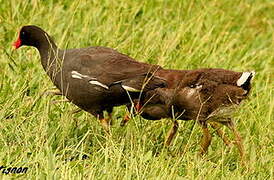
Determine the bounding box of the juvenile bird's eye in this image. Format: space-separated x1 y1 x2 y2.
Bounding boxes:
189 84 195 88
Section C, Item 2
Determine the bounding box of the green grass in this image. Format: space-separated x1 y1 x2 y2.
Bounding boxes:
0 0 273 179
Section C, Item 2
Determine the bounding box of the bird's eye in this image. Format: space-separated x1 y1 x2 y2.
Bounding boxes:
21 31 26 36
190 84 195 88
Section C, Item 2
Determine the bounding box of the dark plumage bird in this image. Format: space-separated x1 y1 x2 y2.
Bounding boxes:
13 25 166 132
129 68 255 159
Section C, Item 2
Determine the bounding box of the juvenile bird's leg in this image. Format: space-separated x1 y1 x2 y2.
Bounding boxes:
164 120 179 146
209 122 232 147
199 122 212 156
226 121 245 161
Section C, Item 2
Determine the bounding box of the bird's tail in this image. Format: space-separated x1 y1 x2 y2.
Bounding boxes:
236 71 255 91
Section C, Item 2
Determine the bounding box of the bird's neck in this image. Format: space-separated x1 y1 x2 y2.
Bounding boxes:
35 35 63 82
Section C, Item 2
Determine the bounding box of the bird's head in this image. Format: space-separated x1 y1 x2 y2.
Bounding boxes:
13 25 47 49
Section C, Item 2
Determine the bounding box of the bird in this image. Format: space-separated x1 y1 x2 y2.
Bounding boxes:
121 69 189 125
126 68 255 160
13 25 167 132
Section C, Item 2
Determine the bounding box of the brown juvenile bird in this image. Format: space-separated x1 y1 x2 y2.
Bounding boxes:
13 25 166 132
134 68 255 159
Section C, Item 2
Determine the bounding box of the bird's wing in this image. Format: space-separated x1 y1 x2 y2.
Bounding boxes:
70 52 166 92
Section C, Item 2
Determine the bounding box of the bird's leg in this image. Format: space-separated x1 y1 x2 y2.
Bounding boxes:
209 122 232 147
44 89 81 115
226 121 245 161
43 89 63 96
49 96 81 114
135 101 142 114
164 120 179 146
199 122 212 156
105 108 114 126
97 112 112 134
51 99 70 104
44 88 81 114
120 113 130 126
100 108 114 134
107 112 113 126
120 101 141 126
120 105 131 126
99 117 110 134
43 88 71 105
70 108 82 114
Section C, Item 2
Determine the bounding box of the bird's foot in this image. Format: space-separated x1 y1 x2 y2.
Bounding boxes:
120 114 131 126
164 120 179 147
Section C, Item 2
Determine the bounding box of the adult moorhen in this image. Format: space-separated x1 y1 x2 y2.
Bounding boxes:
13 25 166 132
128 68 255 160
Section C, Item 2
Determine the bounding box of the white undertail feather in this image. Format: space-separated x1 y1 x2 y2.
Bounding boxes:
122 85 140 92
237 71 255 86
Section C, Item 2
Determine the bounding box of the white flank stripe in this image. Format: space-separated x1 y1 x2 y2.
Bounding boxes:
71 74 82 79
122 85 140 92
89 80 109 89
237 72 252 86
71 71 96 80
71 71 84 77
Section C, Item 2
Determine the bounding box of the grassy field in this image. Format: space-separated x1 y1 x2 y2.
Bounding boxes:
0 0 273 179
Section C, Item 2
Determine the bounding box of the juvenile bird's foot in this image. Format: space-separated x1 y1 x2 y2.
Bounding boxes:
199 122 212 156
164 120 179 146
